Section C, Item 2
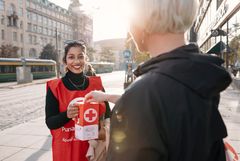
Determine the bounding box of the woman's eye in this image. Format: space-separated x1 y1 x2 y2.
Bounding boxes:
67 56 74 59
78 55 84 59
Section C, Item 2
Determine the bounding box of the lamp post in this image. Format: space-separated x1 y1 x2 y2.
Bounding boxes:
226 22 229 70
55 28 60 78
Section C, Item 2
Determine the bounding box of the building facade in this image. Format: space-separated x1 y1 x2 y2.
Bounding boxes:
0 0 93 59
195 0 240 67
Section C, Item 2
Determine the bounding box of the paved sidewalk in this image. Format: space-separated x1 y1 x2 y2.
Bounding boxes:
0 82 239 160
0 117 51 161
219 86 240 157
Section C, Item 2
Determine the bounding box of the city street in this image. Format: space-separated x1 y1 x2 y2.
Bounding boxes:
0 71 239 160
0 71 125 131
0 0 239 160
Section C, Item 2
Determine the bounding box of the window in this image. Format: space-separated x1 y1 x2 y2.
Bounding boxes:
1 17 4 25
49 29 53 36
53 20 56 28
38 26 43 33
33 35 37 44
49 19 53 27
46 28 48 35
217 0 223 9
27 11 31 20
48 18 51 27
18 0 23 6
33 24 37 32
43 27 46 35
44 38 48 45
43 16 47 25
13 32 17 41
29 48 37 58
28 34 32 44
20 48 23 57
1 29 4 40
13 18 17 27
0 0 4 11
20 21 23 28
19 8 23 16
26 0 30 7
38 15 42 24
9 4 16 15
27 23 32 31
21 33 23 42
40 37 44 46
32 12 37 22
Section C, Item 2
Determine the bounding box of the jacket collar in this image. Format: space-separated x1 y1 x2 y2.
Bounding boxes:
134 44 200 77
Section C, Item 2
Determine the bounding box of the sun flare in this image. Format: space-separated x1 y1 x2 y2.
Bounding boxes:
92 0 133 40
48 0 134 41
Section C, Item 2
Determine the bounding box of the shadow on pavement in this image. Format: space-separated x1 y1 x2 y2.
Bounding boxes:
25 136 51 161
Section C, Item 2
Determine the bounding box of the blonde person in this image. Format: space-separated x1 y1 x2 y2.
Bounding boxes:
85 0 232 161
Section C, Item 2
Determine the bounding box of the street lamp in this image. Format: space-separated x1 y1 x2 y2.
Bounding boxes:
55 28 60 78
211 27 229 69
210 28 227 37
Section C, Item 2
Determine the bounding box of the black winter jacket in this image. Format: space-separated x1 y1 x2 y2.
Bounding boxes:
106 44 232 161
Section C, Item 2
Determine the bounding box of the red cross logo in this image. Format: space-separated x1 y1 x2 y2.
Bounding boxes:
84 108 97 123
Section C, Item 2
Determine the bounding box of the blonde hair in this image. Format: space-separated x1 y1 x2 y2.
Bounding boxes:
130 0 199 34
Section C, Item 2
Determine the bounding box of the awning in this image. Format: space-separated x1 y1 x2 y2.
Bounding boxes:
207 41 226 54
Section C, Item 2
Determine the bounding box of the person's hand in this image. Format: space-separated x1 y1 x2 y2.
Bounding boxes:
67 102 80 119
98 120 106 140
84 90 107 103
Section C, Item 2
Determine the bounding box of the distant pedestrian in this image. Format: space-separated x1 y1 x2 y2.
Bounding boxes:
45 40 111 161
126 64 133 82
85 64 96 76
85 0 232 161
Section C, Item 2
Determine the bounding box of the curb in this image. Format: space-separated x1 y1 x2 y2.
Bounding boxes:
0 78 56 89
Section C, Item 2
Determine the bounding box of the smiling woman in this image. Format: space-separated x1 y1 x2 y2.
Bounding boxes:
45 41 111 161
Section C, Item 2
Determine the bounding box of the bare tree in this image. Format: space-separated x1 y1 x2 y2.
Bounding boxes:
0 44 19 58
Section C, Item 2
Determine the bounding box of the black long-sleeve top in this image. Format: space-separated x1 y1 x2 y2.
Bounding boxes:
45 70 111 129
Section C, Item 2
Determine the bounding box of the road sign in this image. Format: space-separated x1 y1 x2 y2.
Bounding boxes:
123 49 131 58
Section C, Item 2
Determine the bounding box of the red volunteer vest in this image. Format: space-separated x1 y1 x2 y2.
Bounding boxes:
47 76 104 161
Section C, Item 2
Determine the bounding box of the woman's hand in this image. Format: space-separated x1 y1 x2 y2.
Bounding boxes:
67 102 80 119
84 90 107 103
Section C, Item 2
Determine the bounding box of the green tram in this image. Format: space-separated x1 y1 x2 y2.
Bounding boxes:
89 62 114 74
0 58 56 82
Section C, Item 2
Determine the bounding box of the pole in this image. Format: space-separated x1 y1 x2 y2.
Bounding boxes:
55 28 60 78
226 21 229 70
220 36 223 59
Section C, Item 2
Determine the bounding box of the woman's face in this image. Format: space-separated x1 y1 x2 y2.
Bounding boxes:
65 46 86 74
